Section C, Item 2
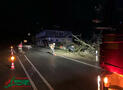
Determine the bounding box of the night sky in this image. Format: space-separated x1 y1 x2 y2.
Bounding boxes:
0 0 123 44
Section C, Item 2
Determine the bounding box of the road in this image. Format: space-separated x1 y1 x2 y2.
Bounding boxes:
0 47 103 90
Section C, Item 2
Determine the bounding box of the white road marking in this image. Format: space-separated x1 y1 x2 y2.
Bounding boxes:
24 55 54 90
17 56 38 90
57 55 101 69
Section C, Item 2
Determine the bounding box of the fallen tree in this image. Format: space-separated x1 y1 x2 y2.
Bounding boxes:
72 34 96 55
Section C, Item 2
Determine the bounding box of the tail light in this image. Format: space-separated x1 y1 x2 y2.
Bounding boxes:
104 77 109 87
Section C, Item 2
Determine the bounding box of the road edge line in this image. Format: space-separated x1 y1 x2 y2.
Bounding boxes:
17 56 38 90
37 49 101 69
57 55 101 69
24 55 54 90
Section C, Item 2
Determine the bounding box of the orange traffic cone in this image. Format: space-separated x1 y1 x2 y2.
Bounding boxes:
54 53 56 56
11 62 15 70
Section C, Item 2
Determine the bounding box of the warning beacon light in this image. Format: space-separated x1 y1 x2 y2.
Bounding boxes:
10 56 15 62
11 46 13 49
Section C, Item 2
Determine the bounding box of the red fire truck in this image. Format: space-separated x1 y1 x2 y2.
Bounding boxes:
98 28 123 90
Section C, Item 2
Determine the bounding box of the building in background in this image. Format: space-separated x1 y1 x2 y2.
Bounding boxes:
36 30 72 47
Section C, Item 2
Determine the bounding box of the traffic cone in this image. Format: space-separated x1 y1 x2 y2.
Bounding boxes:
54 53 56 56
11 51 14 55
11 62 15 70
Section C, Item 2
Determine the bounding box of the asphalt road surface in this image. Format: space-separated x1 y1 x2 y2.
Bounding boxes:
0 47 103 90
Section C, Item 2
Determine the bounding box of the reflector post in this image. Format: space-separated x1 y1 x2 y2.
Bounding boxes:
97 75 101 90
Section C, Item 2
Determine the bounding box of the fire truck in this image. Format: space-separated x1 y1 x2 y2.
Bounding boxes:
98 27 123 90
